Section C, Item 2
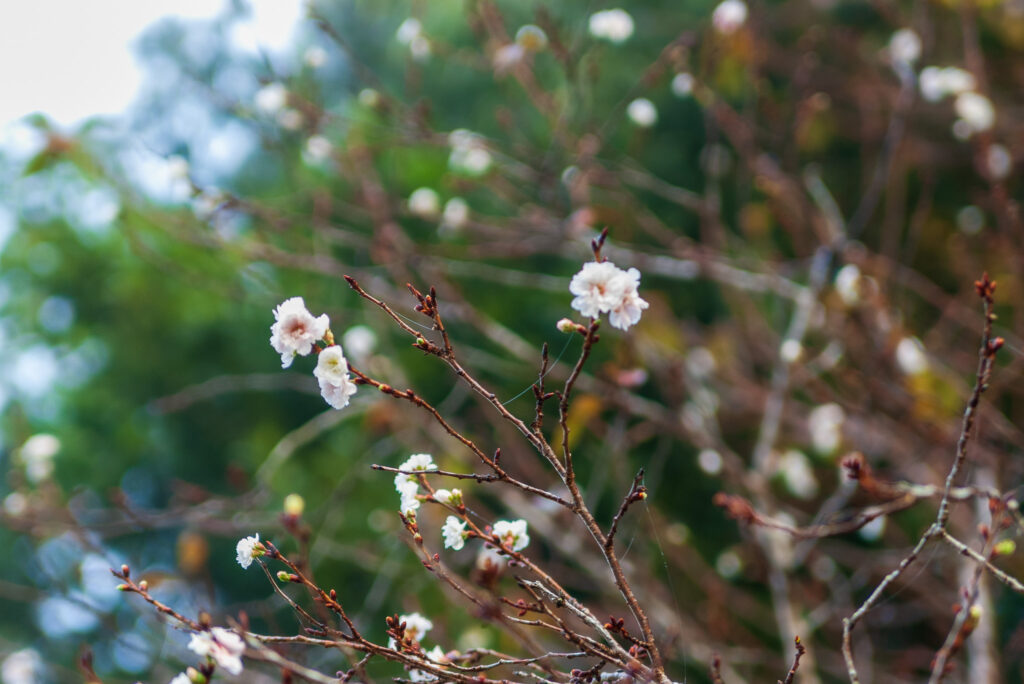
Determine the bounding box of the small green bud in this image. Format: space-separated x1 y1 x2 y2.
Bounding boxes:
994 539 1016 556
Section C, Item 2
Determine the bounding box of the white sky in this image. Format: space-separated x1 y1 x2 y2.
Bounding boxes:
0 1 304 128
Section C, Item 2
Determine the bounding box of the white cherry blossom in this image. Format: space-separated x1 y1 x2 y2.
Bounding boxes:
270 297 329 368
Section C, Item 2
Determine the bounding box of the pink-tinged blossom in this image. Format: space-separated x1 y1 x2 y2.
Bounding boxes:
712 0 748 35
569 261 649 330
319 374 358 410
606 268 649 330
270 297 329 368
314 345 358 409
570 261 629 318
492 519 530 551
188 628 245 675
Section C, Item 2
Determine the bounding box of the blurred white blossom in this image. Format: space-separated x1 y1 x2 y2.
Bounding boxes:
304 135 333 163
441 197 470 232
835 264 862 305
1 648 42 684
954 92 995 134
697 449 723 475
808 403 845 455
396 18 422 45
408 188 441 219
188 628 245 675
255 82 287 113
19 433 59 483
919 66 975 102
671 73 695 97
986 143 1012 179
888 29 921 65
626 98 658 127
896 337 928 375
342 325 377 363
515 25 548 52
588 9 634 43
956 205 985 235
778 449 818 500
448 129 492 176
303 45 328 68
712 0 748 35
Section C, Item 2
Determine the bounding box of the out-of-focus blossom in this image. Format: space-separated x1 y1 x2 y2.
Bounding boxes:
808 403 845 455
515 25 548 52
835 264 862 306
697 449 723 475
492 43 525 75
270 297 329 368
671 73 695 97
1 648 43 684
588 9 634 44
896 337 928 375
448 130 492 176
780 339 802 363
408 188 441 219
19 433 60 483
986 143 1012 179
303 46 328 68
304 135 333 163
188 628 245 675
954 92 995 134
956 205 985 235
888 29 921 66
342 325 377 363
778 449 818 500
715 549 742 578
396 18 422 45
919 66 975 102
441 197 470 232
358 88 381 108
255 82 287 113
712 0 748 35
277 109 303 131
626 98 658 127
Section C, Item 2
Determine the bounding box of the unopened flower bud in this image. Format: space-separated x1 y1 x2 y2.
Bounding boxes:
994 539 1016 556
556 318 576 333
277 571 291 582
138 580 148 592
283 493 305 516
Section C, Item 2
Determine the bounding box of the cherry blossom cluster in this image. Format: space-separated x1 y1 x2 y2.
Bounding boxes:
269 296 358 410
568 261 649 330
393 453 438 514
